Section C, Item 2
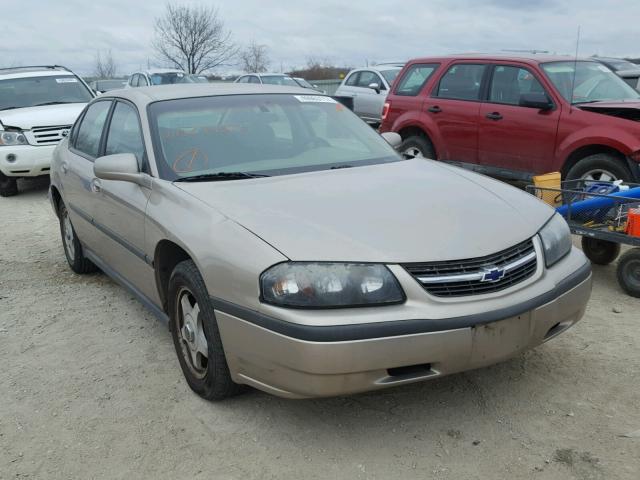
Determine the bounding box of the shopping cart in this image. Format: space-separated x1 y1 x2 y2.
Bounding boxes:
527 179 640 297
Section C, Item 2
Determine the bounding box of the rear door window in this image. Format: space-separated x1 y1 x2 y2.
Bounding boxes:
395 64 439 96
435 64 487 101
344 72 360 86
74 101 112 159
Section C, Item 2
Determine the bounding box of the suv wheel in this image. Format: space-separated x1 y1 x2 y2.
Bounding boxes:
565 153 633 183
168 260 242 401
59 203 98 274
399 135 435 159
0 172 18 197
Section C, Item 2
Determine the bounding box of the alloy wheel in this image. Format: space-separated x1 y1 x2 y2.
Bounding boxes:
62 210 76 260
176 287 208 379
581 169 618 182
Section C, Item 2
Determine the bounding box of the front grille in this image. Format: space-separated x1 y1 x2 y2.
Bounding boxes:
403 238 537 297
29 125 71 145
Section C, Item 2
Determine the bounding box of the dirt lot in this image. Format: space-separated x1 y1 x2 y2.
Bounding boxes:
1 178 639 480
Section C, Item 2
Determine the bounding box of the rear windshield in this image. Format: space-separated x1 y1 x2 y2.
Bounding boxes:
0 75 93 111
380 68 402 85
260 76 298 86
148 94 401 181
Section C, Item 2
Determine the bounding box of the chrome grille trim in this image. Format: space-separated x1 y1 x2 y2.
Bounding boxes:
403 238 538 297
27 125 71 145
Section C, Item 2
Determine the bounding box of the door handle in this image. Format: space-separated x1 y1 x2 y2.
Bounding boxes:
91 178 102 193
61 162 68 174
486 112 503 120
428 105 442 113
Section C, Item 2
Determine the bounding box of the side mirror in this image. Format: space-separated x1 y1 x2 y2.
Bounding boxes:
368 82 381 94
94 153 149 187
519 92 553 110
381 132 402 149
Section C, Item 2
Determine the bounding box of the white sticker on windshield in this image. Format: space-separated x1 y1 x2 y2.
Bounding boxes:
293 95 336 103
56 77 78 83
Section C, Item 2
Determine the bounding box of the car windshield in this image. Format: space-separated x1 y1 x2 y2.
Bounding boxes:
149 73 187 85
380 68 401 85
602 59 638 71
541 61 640 104
149 94 401 181
260 76 298 86
0 75 93 110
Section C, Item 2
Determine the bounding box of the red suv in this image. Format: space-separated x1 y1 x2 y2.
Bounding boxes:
380 54 640 182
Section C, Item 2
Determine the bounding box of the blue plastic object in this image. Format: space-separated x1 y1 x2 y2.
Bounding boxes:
556 186 640 217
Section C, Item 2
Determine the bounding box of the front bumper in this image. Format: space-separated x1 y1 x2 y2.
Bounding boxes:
214 259 592 399
0 144 55 177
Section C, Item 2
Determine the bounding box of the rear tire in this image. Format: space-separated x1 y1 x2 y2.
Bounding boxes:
399 135 435 159
616 248 640 298
59 203 98 274
565 154 633 183
581 237 621 265
168 260 242 401
0 173 18 197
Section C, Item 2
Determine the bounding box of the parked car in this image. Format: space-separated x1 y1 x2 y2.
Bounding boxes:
334 64 404 125
126 69 204 88
89 79 127 93
591 57 640 91
0 65 94 196
380 54 640 183
49 83 591 400
234 73 299 87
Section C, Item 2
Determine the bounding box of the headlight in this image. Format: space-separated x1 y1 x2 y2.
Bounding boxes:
539 213 572 267
260 262 405 308
0 131 28 146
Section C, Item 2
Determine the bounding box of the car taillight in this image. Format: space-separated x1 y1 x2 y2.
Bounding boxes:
381 102 390 121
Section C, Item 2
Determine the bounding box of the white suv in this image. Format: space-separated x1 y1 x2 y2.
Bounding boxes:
0 65 94 196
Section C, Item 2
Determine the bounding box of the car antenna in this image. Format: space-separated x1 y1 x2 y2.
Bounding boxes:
570 26 581 111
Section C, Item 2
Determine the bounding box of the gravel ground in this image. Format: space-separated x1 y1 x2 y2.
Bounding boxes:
1 178 639 480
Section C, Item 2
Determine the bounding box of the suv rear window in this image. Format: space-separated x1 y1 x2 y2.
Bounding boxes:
394 64 438 96
435 64 487 101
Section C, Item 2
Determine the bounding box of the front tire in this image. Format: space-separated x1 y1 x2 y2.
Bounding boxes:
399 135 435 159
168 260 242 401
0 172 18 197
565 154 633 183
59 203 98 274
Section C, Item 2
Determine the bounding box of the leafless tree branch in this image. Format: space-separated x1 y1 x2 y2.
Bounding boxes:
239 40 270 73
93 49 117 78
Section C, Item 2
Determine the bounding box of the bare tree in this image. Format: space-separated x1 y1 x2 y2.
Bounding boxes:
153 4 238 74
239 40 270 73
93 50 117 78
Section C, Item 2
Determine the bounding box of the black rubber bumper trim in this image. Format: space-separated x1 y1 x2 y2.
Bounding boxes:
211 262 592 343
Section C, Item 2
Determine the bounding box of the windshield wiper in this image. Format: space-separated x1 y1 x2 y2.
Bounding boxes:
174 172 270 182
330 165 354 170
33 101 74 107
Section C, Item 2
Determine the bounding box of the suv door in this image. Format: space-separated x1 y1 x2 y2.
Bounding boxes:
478 64 561 176
89 100 156 301
353 70 386 122
426 63 488 163
62 100 113 248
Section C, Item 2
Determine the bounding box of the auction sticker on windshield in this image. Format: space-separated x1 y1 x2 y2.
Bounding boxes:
55 78 78 83
293 95 336 103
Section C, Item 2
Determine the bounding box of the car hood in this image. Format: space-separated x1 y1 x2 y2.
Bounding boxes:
175 159 554 263
0 103 86 130
577 101 640 121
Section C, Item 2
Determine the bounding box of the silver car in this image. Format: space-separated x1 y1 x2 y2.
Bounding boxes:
334 64 404 124
49 84 592 400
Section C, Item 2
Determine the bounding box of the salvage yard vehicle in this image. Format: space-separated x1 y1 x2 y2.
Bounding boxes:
126 69 194 88
49 83 592 400
591 57 640 91
0 65 94 197
234 73 299 86
334 63 404 125
380 54 640 183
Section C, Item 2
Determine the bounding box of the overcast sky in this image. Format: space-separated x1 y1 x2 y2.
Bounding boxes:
2 0 639 76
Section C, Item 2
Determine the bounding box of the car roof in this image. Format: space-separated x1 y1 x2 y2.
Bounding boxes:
100 83 316 104
406 53 600 65
0 66 75 80
240 73 292 77
136 69 186 75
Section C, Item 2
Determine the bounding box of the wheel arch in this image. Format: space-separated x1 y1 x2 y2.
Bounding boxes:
154 239 195 313
561 144 628 178
50 185 63 217
397 125 438 159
